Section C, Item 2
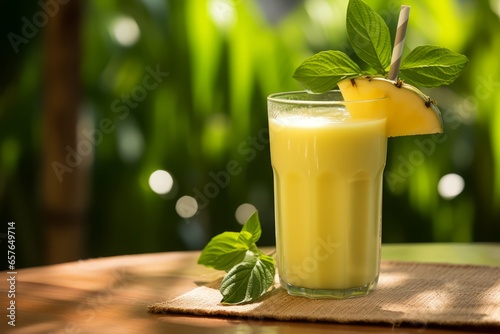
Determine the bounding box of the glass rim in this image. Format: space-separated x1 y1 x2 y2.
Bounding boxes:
267 90 386 105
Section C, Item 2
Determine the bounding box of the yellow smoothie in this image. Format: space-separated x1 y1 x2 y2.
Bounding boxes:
269 108 387 296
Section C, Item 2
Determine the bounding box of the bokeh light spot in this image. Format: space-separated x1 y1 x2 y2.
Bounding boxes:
438 173 465 200
235 203 257 225
208 0 236 29
117 120 144 163
111 16 140 46
176 196 198 218
149 170 173 195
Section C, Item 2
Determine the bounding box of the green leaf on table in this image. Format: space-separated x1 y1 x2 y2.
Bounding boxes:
346 0 392 74
197 232 250 272
220 254 275 305
240 211 262 245
293 50 362 93
399 45 469 87
197 211 276 305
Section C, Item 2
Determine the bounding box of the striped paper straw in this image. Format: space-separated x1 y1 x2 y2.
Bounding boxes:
388 5 411 81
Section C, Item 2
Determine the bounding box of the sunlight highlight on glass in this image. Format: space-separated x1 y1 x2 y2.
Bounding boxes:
111 16 140 46
176 196 198 218
149 170 174 195
438 173 465 200
235 203 257 225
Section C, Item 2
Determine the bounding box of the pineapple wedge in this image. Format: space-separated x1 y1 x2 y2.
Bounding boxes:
338 76 443 137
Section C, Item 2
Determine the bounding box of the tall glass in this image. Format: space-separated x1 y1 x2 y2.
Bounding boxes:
268 90 387 299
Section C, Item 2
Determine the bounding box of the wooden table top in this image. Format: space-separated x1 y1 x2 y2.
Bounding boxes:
1 243 499 334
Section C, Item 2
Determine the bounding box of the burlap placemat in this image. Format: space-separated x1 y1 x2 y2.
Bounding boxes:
148 261 500 327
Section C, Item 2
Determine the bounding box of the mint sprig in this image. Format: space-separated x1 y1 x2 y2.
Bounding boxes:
346 0 391 74
293 0 468 93
399 45 469 87
197 212 275 305
292 51 362 93
220 253 274 304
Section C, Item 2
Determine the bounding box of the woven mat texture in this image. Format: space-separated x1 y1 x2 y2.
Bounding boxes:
148 261 500 327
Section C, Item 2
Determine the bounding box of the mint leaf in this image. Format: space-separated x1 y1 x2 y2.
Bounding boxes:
293 50 362 93
346 0 392 74
399 45 469 87
238 231 254 247
197 211 276 304
197 232 249 271
292 0 468 91
240 211 261 244
220 254 275 305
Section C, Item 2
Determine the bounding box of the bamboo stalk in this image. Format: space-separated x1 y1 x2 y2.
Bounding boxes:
41 0 89 264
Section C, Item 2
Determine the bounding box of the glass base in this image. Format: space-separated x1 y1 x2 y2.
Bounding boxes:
280 276 379 299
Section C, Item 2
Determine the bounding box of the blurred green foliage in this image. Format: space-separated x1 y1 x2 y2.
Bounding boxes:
1 0 499 267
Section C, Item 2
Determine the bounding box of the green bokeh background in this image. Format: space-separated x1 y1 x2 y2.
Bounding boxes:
1 0 499 268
